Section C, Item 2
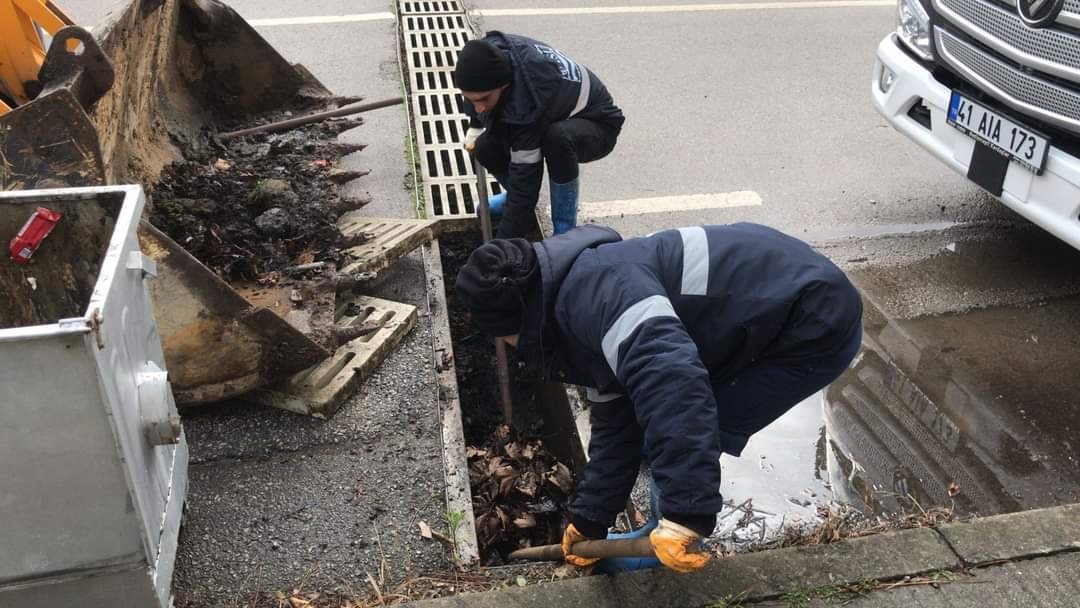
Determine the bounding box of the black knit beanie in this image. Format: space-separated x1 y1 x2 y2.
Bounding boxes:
454 39 512 92
454 239 538 337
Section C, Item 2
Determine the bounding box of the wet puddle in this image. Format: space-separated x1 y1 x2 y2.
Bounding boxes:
825 296 1080 519
705 295 1080 550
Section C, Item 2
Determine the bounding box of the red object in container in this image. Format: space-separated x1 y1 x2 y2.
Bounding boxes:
9 207 62 264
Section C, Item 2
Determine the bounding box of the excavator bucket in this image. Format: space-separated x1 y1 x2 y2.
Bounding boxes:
0 88 104 189
1 0 358 406
138 223 331 405
0 22 112 189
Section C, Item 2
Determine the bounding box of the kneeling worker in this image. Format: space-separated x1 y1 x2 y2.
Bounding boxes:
454 32 625 238
454 223 863 572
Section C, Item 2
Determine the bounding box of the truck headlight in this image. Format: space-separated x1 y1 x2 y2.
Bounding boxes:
897 0 933 61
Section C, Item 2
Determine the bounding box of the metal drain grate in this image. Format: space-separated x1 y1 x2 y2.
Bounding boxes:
401 2 499 221
413 92 465 118
412 69 458 93
426 178 503 217
252 295 418 418
337 217 443 274
402 14 470 33
405 29 471 51
399 0 464 14
422 144 472 179
407 48 458 72
417 116 469 147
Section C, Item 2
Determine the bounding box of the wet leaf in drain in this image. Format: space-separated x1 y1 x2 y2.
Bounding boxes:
527 498 558 514
521 442 538 460
494 506 510 529
498 473 518 497
515 471 540 497
546 462 574 494
504 441 522 459
513 513 537 529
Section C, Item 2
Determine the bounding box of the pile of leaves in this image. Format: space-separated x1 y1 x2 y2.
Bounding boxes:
149 115 369 281
468 425 574 564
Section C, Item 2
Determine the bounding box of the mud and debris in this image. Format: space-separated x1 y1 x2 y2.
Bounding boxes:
148 114 371 282
439 232 576 564
468 426 575 564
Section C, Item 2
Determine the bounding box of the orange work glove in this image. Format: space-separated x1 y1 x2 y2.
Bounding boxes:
561 523 601 568
649 519 711 573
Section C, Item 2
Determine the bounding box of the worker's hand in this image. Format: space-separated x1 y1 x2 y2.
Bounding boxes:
464 127 484 152
561 523 601 568
649 519 711 573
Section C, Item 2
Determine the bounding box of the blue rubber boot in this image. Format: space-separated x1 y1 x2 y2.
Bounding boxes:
486 190 507 219
594 476 663 574
549 177 580 235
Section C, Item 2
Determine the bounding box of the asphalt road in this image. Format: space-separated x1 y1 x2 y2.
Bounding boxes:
66 0 1009 244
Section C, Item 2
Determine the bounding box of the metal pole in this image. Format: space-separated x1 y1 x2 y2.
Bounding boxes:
473 157 515 426
219 97 404 139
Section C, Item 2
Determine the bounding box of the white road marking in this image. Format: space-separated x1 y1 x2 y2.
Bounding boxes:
580 191 763 218
248 13 394 27
477 1 893 16
244 0 889 27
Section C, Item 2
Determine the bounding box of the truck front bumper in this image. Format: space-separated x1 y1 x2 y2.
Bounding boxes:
872 34 1080 251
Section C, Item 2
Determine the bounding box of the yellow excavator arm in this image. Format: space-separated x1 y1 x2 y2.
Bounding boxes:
0 0 76 111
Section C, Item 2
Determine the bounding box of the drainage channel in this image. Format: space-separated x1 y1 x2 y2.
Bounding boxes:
397 0 586 566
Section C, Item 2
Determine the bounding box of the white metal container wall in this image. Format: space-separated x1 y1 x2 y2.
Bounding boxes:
0 185 187 608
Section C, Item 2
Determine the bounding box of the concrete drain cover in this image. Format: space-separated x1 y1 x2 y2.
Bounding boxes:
338 217 442 275
252 295 418 418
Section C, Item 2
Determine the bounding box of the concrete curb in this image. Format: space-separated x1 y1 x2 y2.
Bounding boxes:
423 239 480 565
938 503 1080 566
406 527 957 607
403 504 1080 607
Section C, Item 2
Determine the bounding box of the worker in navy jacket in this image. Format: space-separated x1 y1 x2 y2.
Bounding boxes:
454 32 624 238
454 223 863 572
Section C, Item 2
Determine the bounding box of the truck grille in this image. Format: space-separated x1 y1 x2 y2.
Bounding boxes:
1064 0 1080 26
936 0 1080 82
935 27 1080 134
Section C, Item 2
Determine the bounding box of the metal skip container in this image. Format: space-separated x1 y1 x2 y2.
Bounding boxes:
0 186 187 607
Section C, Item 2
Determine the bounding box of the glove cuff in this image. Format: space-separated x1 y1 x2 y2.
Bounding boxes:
570 515 609 540
664 512 717 537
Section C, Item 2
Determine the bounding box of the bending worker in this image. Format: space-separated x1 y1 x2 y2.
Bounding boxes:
454 32 625 238
454 223 863 572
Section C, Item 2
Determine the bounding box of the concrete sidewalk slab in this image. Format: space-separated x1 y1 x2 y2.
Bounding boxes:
939 504 1080 566
826 551 1080 608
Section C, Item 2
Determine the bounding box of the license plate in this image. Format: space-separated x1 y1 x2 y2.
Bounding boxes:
947 91 1050 174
